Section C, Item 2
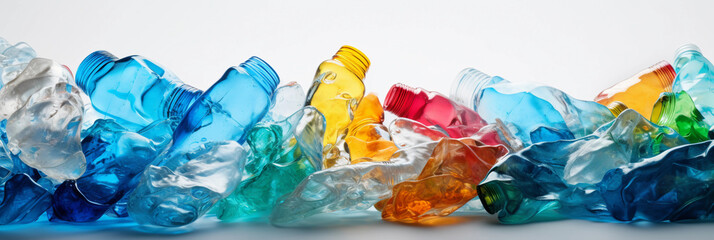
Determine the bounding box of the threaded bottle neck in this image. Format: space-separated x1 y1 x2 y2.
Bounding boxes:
240 56 280 94
607 101 628 117
450 68 493 107
332 45 370 80
477 181 506 214
164 84 203 120
650 61 676 91
673 44 703 72
651 92 679 124
76 51 118 94
384 83 421 117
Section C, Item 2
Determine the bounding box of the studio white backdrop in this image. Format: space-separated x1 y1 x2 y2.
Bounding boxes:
1 0 714 239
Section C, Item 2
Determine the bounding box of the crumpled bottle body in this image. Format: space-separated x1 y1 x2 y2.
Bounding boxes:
478 109 688 224
377 138 508 223
270 141 438 227
0 37 36 87
216 83 326 221
599 140 714 222
128 141 247 227
0 59 86 181
345 93 397 163
451 68 615 146
128 57 279 228
50 119 173 222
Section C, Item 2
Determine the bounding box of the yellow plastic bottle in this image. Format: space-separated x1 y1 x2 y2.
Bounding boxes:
305 45 370 168
594 61 675 118
345 93 398 163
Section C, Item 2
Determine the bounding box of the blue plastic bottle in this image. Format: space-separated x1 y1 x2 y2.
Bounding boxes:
600 140 714 222
671 44 714 126
50 119 173 222
169 56 280 152
450 68 615 145
75 51 203 130
0 173 52 225
477 109 688 224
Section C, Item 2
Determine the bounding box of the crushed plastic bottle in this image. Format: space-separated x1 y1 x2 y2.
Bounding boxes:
0 37 36 87
50 119 173 222
376 138 508 223
477 109 687 224
450 68 615 146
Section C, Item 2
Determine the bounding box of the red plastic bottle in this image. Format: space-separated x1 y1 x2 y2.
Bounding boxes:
383 83 489 139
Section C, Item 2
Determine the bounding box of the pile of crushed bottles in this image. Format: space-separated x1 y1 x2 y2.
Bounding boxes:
0 35 713 231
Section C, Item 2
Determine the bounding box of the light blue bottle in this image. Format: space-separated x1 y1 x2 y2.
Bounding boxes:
671 44 714 126
169 56 280 152
75 51 203 130
450 68 615 145
127 56 279 228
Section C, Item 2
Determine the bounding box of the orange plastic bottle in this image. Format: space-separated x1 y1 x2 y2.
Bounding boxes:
344 93 398 163
376 138 508 223
594 61 675 118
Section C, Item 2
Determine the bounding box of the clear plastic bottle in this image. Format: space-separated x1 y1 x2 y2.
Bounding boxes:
75 51 203 130
671 44 714 125
450 68 614 145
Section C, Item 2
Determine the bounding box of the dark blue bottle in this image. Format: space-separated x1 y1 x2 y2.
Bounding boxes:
75 51 203 130
0 173 52 224
600 140 714 222
50 119 173 222
477 110 688 224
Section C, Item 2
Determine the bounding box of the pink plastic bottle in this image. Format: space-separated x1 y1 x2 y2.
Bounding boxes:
383 83 513 147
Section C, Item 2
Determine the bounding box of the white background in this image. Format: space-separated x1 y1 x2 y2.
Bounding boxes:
2 0 714 239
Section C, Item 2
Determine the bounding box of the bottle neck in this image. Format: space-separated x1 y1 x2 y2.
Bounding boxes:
383 83 427 118
332 45 370 80
239 56 280 95
164 84 203 121
477 181 506 214
606 101 628 117
651 92 681 125
673 44 703 72
76 51 118 94
450 68 493 107
649 61 676 91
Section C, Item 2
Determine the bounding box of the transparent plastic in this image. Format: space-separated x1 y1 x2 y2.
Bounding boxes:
450 68 615 146
75 51 203 130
